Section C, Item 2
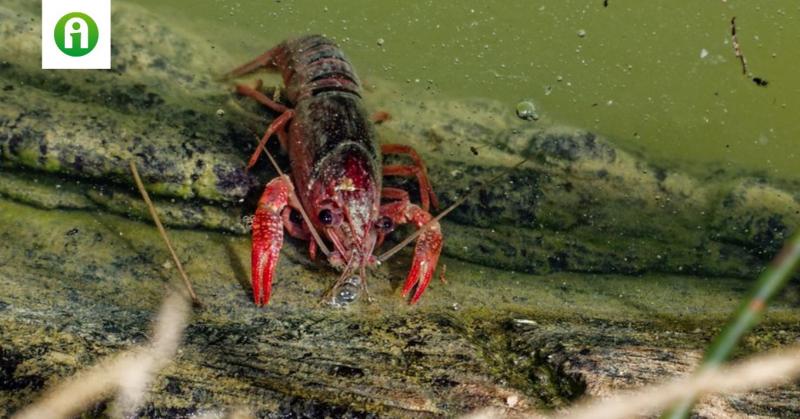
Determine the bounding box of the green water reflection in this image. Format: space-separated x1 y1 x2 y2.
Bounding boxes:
128 0 799 180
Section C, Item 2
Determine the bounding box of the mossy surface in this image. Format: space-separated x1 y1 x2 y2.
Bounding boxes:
1 196 799 417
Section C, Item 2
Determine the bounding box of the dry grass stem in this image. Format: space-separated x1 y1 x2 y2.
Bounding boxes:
111 290 192 417
13 291 191 419
129 161 201 305
559 345 800 419
461 345 800 419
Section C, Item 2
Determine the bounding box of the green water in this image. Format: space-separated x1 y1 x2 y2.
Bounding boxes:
129 0 800 180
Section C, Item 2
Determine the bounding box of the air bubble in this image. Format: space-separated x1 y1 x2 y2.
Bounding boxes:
331 275 362 307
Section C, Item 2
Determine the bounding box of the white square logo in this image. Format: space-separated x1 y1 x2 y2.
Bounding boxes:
42 0 111 69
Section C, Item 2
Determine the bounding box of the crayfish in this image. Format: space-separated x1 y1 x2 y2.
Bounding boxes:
226 35 443 305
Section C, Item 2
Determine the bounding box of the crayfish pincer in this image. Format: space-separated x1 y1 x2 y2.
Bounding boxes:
224 35 442 306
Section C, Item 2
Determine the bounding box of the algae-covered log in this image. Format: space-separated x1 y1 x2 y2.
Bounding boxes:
0 0 256 202
2 196 799 417
2 1 799 280
370 98 800 278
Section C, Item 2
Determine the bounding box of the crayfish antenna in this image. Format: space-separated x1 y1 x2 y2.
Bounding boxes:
377 155 532 263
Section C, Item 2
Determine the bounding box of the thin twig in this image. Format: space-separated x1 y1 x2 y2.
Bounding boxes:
731 17 748 75
129 161 201 306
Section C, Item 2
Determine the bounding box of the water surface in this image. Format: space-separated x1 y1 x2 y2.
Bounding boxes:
129 0 800 180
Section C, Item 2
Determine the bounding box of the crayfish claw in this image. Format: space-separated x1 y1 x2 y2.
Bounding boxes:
400 219 443 304
251 176 293 306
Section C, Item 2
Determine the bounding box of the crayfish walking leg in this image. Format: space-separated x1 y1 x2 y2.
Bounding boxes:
381 144 440 212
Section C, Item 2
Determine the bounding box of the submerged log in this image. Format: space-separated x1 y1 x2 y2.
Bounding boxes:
2 2 799 279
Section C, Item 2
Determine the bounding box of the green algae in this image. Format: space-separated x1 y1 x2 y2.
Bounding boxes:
1 196 799 416
1 1 256 203
85 188 246 233
0 170 95 210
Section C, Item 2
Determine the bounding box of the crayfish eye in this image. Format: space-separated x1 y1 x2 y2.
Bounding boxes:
376 216 393 231
289 209 303 225
318 209 334 225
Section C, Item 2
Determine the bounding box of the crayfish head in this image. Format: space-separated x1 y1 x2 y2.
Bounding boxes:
309 152 381 271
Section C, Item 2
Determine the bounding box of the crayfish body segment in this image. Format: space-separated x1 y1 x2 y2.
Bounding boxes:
227 35 442 305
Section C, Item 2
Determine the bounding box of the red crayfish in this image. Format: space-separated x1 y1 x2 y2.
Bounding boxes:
226 35 443 306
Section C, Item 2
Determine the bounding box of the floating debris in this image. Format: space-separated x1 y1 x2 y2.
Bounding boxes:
577 29 587 38
515 100 539 121
731 17 748 75
376 38 384 47
730 17 769 88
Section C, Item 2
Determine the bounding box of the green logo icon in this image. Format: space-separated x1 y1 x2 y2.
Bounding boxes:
53 12 99 57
